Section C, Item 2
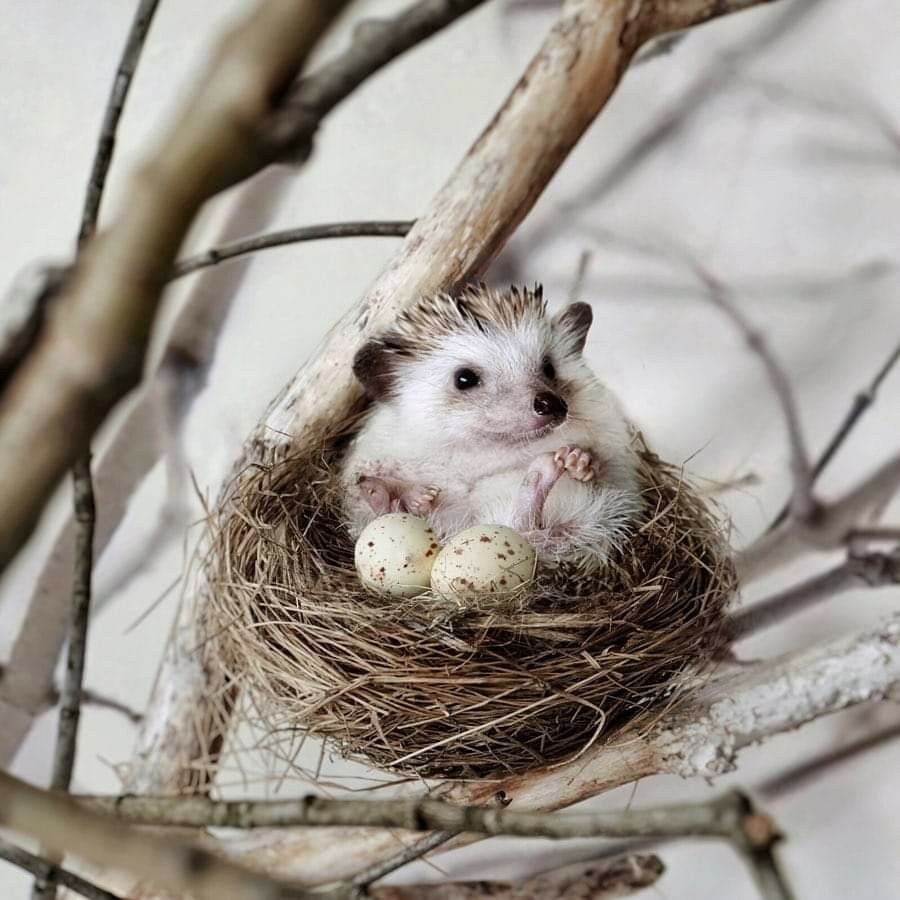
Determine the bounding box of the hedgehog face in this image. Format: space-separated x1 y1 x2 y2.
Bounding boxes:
355 299 595 449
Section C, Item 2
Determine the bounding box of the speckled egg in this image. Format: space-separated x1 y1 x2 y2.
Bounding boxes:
430 525 536 597
354 514 442 598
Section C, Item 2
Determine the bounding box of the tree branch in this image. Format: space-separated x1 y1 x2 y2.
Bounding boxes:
33 3 161 897
766 335 900 532
367 854 664 899
170 220 414 279
730 547 900 639
0 0 349 576
265 0 491 161
691 265 817 523
0 771 323 900
76 790 792 900
0 837 123 900
739 451 900 580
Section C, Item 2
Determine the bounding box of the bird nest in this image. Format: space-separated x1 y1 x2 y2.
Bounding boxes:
204 433 735 781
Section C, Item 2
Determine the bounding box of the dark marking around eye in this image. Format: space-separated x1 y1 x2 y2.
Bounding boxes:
542 357 556 380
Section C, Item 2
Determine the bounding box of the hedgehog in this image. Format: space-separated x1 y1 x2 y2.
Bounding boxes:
340 284 642 570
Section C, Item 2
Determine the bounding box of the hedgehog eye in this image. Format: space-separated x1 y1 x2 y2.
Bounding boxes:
542 357 556 380
453 368 481 391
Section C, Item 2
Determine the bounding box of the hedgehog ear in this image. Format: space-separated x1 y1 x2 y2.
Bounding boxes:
353 340 396 400
553 302 593 354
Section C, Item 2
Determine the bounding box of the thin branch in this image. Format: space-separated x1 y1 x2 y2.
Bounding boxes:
33 3 160 897
44 456 96 796
0 837 123 900
739 451 900 580
693 265 818 523
351 831 457 891
759 718 900 798
0 0 349 575
367 853 664 899
767 335 900 532
0 771 319 900
730 546 900 639
170 220 414 279
266 0 491 161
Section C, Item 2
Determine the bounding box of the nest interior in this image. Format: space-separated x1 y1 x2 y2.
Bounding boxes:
206 437 735 781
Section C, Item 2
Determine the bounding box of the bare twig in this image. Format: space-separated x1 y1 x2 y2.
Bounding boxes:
368 853 664 899
170 220 413 279
33 4 161 897
45 457 96 792
0 0 348 576
739 451 900 580
0 837 123 900
730 546 900 639
0 770 324 900
692 265 818 523
351 831 457 891
267 0 491 161
767 335 900 532
759 717 900 798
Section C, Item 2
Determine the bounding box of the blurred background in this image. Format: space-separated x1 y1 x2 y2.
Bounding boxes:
1 0 899 896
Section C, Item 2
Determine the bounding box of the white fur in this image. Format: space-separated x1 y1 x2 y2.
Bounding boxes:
341 300 642 570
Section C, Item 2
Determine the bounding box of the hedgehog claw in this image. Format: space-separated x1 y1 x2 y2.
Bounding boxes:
554 445 598 483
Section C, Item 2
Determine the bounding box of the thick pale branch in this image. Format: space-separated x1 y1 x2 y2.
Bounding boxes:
0 772 319 900
0 0 347 574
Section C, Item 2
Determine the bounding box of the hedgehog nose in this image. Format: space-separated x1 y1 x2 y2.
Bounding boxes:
533 391 568 420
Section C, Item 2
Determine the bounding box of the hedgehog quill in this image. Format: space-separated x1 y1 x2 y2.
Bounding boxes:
342 285 642 571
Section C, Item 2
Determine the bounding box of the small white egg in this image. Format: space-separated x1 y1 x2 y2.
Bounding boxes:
430 525 536 597
354 513 441 598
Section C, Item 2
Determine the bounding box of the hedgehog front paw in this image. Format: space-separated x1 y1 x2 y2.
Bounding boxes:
553 445 602 483
358 475 393 515
404 484 440 517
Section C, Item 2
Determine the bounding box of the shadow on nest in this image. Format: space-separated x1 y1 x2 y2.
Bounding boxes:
205 436 735 781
